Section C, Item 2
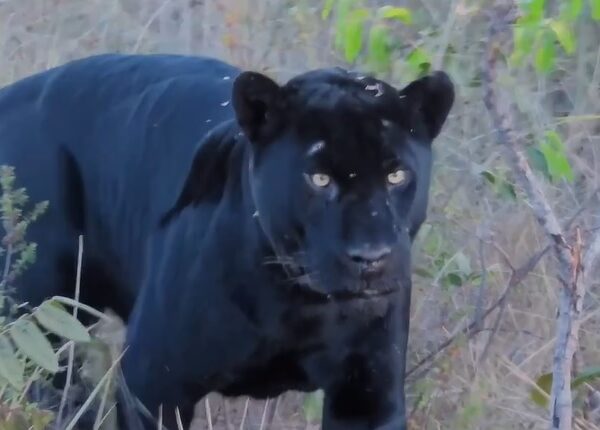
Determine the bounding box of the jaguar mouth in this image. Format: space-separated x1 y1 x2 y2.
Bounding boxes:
290 273 399 301
268 254 400 301
329 287 398 301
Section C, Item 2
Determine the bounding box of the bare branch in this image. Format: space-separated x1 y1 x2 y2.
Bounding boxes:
482 3 598 429
406 246 548 381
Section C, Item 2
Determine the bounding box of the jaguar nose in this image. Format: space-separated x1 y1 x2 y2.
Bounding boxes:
345 244 392 279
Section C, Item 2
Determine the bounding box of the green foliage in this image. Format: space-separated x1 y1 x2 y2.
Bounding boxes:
511 0 594 73
530 371 553 407
342 8 369 63
367 24 391 72
9 318 59 373
549 19 575 54
530 367 600 408
406 47 432 77
0 404 53 430
377 6 412 24
454 393 486 428
323 0 421 75
523 0 547 22
481 170 518 201
303 389 324 423
34 300 91 344
414 224 483 291
0 335 24 389
534 28 556 73
0 165 93 429
592 0 600 19
538 131 574 183
321 0 336 20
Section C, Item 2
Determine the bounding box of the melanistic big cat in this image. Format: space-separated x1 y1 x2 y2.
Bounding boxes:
0 54 454 429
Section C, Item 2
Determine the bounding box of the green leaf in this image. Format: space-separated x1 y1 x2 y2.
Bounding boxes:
343 8 369 63
481 170 496 185
303 390 324 423
570 0 584 18
0 334 24 388
558 0 584 20
467 273 483 284
591 0 600 20
530 372 552 408
498 180 518 201
572 366 600 388
445 272 463 287
34 300 90 343
406 47 431 77
322 0 336 20
527 146 551 180
9 318 59 373
530 367 600 409
535 29 556 73
367 24 391 71
513 22 538 58
333 0 355 51
523 0 546 21
539 131 574 182
480 170 517 201
549 19 576 54
377 6 412 24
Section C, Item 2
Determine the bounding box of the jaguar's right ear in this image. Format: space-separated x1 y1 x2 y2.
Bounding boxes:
159 124 236 227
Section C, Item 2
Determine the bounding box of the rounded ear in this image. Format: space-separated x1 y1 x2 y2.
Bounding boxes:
398 71 455 140
232 71 282 143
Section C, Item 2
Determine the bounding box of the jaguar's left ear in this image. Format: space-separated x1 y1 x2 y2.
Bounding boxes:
232 71 284 144
398 71 455 140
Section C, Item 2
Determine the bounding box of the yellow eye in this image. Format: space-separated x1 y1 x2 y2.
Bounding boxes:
387 169 408 186
311 173 331 188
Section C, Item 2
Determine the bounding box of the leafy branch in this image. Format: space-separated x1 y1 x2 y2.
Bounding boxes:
0 165 94 429
482 3 600 429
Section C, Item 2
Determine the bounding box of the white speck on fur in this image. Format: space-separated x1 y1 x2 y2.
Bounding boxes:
206 119 212 123
221 100 230 107
349 172 357 178
365 83 383 97
371 211 378 217
307 140 325 156
382 119 392 128
253 211 259 218
223 76 231 80
398 94 406 99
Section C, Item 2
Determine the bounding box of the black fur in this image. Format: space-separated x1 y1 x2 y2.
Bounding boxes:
0 54 454 430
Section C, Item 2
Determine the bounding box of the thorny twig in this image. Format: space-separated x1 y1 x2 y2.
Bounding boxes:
474 231 489 331
406 246 548 382
482 3 600 429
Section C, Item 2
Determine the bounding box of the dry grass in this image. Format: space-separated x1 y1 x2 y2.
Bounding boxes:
1 0 599 429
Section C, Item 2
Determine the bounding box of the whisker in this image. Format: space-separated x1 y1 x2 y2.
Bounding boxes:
284 272 316 287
